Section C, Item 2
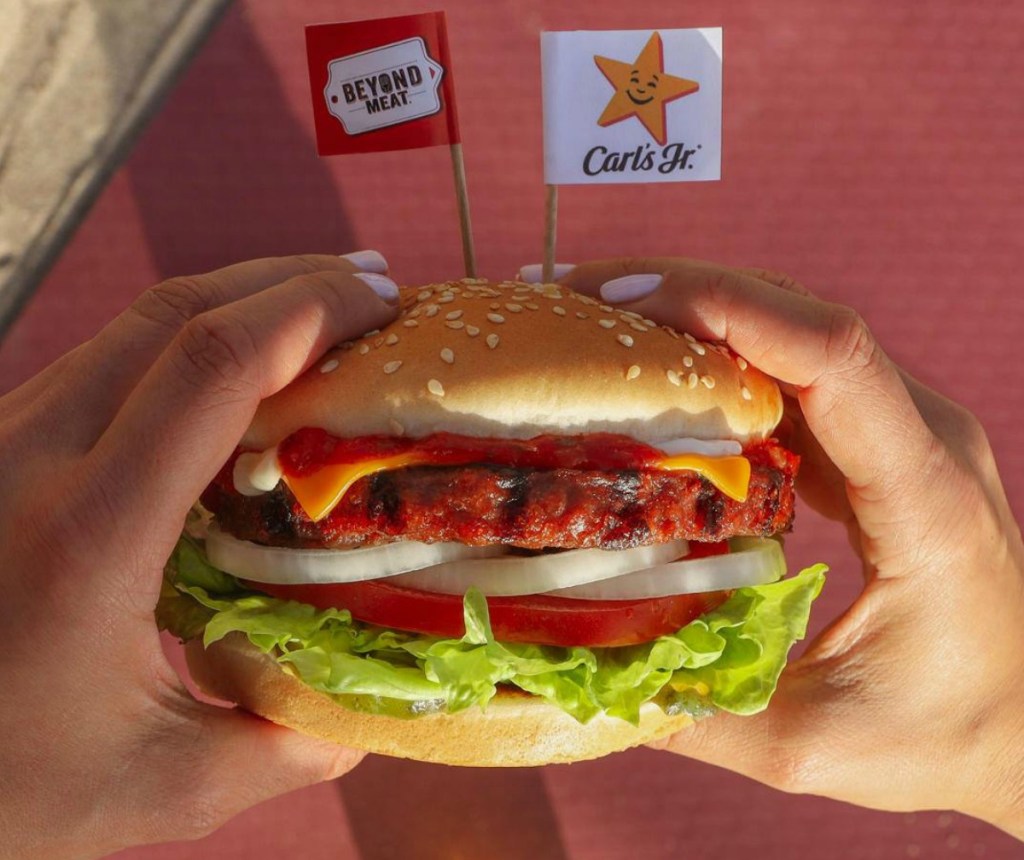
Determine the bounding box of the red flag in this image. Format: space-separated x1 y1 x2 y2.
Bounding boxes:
305 11 461 156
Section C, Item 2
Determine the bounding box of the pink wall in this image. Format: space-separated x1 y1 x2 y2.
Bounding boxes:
2 1 1022 857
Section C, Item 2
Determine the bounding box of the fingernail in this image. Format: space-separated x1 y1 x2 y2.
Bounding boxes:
517 263 576 284
353 272 400 304
600 273 663 304
341 249 388 273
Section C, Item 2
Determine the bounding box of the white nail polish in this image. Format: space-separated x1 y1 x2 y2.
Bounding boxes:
600 274 663 304
517 263 576 284
341 249 388 273
353 272 399 303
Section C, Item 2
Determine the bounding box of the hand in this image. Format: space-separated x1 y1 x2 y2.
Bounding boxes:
0 252 399 858
534 258 1024 838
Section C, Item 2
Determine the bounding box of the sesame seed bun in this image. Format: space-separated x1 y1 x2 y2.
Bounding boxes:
242 279 782 451
186 633 694 767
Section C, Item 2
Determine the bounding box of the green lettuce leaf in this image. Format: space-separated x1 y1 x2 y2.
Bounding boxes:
158 535 826 724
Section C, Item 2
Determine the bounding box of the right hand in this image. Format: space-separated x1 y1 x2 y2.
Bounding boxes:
553 257 1024 838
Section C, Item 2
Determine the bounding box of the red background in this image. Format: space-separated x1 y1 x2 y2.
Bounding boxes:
1 1 1022 857
306 11 461 155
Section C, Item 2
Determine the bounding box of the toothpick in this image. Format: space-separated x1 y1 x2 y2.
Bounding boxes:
449 143 476 278
543 184 558 283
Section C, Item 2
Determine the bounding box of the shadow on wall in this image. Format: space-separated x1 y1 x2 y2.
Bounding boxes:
123 3 356 278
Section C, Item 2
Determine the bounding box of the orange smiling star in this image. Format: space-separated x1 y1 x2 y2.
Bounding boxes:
594 33 699 146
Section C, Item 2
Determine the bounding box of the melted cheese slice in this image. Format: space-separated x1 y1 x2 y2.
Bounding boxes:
283 452 433 523
283 452 751 523
659 454 751 504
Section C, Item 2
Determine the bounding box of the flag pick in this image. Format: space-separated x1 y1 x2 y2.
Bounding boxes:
305 11 476 276
540 28 724 280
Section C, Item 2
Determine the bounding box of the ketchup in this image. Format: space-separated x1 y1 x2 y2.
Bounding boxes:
277 428 692 478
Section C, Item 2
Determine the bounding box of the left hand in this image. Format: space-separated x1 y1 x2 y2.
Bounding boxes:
0 253 399 858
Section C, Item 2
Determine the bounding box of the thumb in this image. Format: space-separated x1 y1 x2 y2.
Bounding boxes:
123 695 364 847
648 684 806 792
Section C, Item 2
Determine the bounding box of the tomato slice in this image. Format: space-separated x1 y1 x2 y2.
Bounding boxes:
252 576 731 648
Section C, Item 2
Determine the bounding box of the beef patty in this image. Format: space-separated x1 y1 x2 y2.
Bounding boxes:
203 445 798 551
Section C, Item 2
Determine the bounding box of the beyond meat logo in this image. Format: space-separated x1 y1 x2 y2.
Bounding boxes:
324 38 445 136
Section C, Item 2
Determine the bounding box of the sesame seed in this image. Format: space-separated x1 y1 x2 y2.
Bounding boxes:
700 375 716 389
389 418 405 435
403 319 419 328
578 295 598 306
525 303 539 311
487 313 506 324
383 360 402 374
688 342 707 356
552 306 566 316
465 325 480 336
576 311 590 319
417 289 433 301
643 319 656 328
358 343 370 355
737 357 749 371
683 332 696 343
445 309 464 320
599 304 613 313
741 386 752 401
687 373 699 389
505 303 523 313
490 302 501 310
621 311 643 321
427 378 445 396
363 329 380 339
445 320 465 330
617 334 635 348
424 304 440 318
374 337 385 348
666 328 680 340
598 319 617 329
629 322 649 332
440 347 455 364
626 365 641 380
320 359 339 373
667 369 681 387
385 333 399 346
437 293 456 304
683 355 694 368
486 334 500 349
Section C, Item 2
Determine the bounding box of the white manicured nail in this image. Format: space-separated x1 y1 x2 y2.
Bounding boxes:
517 263 576 284
353 272 400 303
341 249 388 273
600 274 663 304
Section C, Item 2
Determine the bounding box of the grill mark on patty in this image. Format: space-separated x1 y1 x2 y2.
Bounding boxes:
762 469 782 523
603 470 650 549
497 468 532 537
367 471 402 526
260 492 300 540
610 469 642 504
696 481 726 535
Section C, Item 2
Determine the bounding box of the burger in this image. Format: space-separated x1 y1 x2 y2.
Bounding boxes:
157 278 825 766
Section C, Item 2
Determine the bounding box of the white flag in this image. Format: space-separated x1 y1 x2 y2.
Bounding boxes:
541 28 722 185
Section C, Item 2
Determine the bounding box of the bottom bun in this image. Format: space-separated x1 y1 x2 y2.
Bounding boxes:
185 633 694 767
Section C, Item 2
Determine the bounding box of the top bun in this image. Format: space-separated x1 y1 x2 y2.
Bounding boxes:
243 279 782 450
